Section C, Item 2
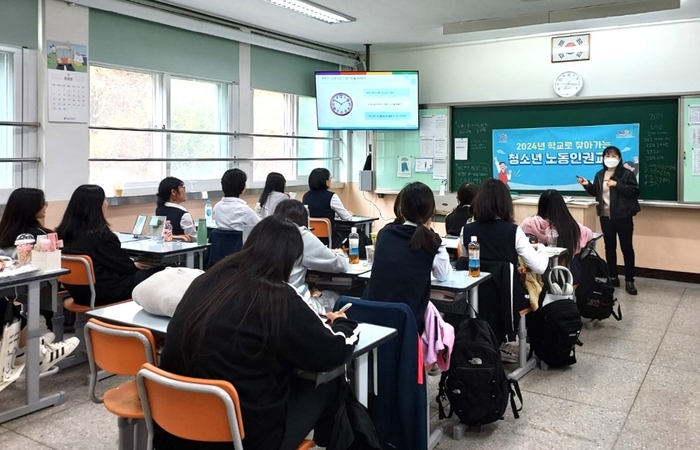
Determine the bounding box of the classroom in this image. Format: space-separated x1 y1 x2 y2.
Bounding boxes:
2 0 700 448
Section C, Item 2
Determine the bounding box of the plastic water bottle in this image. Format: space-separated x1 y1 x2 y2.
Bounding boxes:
163 220 173 242
204 200 213 220
348 227 360 264
304 205 311 228
468 236 480 277
254 202 262 217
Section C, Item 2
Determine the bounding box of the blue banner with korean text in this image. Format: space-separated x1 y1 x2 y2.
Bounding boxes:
492 124 640 191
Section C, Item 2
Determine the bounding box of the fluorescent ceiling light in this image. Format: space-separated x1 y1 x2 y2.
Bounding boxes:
262 0 356 24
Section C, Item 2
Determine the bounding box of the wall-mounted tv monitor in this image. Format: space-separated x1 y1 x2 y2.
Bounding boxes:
315 71 419 130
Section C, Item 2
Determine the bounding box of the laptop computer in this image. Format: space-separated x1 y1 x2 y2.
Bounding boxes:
144 215 166 238
434 195 459 215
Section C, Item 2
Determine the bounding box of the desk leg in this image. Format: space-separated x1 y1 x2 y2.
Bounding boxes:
469 286 480 318
0 280 65 424
186 252 195 269
354 353 369 407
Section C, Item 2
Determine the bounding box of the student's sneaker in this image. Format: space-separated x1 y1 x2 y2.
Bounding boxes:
500 342 519 363
611 277 621 288
14 332 58 365
38 337 80 373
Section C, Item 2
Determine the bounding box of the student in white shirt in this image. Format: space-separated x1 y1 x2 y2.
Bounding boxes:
213 169 261 231
155 177 196 239
274 199 349 314
258 172 289 218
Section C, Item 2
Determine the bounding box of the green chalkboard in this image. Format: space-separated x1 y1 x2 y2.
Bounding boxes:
375 108 449 192
451 99 679 200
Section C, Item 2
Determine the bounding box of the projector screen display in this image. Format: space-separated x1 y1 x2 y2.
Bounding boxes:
315 71 419 130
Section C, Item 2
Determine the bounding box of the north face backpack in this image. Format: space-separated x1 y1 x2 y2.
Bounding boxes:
575 247 622 321
436 317 522 427
527 266 583 367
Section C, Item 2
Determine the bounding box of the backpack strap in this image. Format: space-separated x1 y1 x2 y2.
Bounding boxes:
436 372 453 420
508 378 523 419
611 301 622 321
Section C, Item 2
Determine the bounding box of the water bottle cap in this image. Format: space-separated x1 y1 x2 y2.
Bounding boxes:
471 236 477 242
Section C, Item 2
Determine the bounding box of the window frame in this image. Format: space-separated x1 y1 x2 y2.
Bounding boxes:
0 45 38 204
88 62 237 195
250 88 339 188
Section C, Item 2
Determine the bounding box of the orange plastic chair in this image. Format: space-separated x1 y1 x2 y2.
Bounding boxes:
309 218 333 249
136 363 314 450
85 319 157 450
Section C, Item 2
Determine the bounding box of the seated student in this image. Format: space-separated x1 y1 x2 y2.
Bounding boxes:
273 199 348 314
363 182 451 333
302 168 352 246
155 176 196 240
57 185 164 307
0 188 79 372
520 189 593 283
213 168 260 231
259 172 289 218
158 216 359 450
445 182 478 237
462 179 548 360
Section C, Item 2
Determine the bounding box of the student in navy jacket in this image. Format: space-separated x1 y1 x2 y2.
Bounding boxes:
158 216 359 450
363 182 451 333
155 176 196 240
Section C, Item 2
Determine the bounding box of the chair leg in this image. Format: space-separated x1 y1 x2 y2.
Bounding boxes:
133 418 148 450
117 417 135 450
52 302 65 342
507 312 537 381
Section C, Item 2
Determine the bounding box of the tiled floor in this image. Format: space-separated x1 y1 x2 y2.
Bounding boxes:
1 277 699 449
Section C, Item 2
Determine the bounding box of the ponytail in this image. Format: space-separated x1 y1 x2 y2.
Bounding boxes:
409 223 440 254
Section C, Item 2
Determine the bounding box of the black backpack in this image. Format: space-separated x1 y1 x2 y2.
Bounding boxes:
527 269 583 367
436 317 522 427
575 247 622 321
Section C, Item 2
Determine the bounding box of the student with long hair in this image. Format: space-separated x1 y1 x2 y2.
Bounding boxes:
521 190 593 282
273 199 348 314
0 188 50 249
302 168 352 246
579 145 641 294
363 182 451 332
57 185 163 306
0 188 79 372
258 172 288 218
155 176 196 240
445 182 478 236
463 179 548 360
158 216 359 450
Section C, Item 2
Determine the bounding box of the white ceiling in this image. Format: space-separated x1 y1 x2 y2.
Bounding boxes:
159 0 700 51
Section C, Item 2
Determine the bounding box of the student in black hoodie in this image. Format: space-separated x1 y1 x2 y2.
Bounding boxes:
579 145 641 295
445 182 478 236
363 182 451 332
158 215 359 450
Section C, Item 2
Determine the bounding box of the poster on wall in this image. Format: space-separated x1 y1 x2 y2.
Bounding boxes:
47 41 88 123
492 124 640 191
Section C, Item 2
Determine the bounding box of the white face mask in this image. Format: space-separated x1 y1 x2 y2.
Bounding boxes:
604 158 619 169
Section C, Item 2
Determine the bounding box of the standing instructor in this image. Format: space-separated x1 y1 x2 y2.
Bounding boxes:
578 146 641 295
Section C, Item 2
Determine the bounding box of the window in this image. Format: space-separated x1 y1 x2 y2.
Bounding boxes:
0 51 12 189
253 89 333 184
0 46 37 199
89 65 231 193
